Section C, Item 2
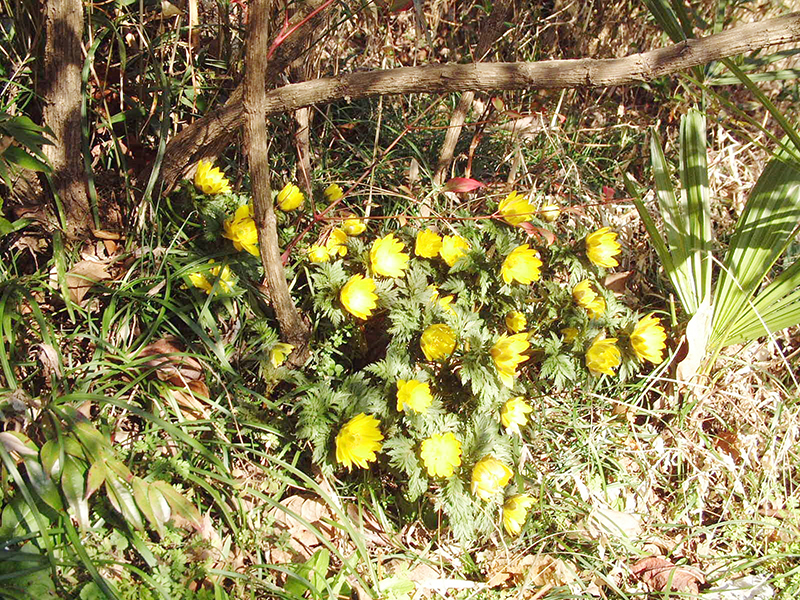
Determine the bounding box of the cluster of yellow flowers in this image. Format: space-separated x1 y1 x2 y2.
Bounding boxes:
190 170 670 538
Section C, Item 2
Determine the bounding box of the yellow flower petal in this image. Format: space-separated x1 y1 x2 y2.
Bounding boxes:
503 494 535 535
420 433 462 478
505 311 527 333
343 218 366 236
631 313 667 364
471 456 513 501
420 324 456 361
223 205 259 256
585 335 621 376
498 191 535 226
586 227 621 268
335 413 383 470
501 244 542 285
270 343 295 367
308 245 330 263
396 379 433 414
415 229 443 258
370 233 410 278
277 183 304 211
439 235 469 267
324 183 344 203
340 274 378 319
194 160 232 195
500 396 532 435
491 332 530 387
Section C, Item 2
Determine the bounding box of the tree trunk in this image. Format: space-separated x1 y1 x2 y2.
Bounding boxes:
243 0 312 361
42 0 91 238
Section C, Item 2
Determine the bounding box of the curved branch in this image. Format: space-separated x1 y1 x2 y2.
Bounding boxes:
156 12 800 192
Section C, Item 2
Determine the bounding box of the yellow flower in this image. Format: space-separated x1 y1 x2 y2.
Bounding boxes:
188 262 235 294
370 233 410 278
342 218 366 236
539 203 560 223
420 432 462 478
490 332 530 387
501 244 543 285
585 227 621 268
308 245 330 263
631 313 667 364
326 227 348 257
270 343 295 367
440 235 469 267
335 413 383 470
586 336 621 376
500 396 532 435
420 324 456 361
277 183 304 211
396 379 433 414
194 160 232 195
223 204 259 256
340 274 378 320
498 191 535 226
505 311 527 333
561 327 579 344
437 295 455 314
503 495 535 535
572 280 606 319
471 456 513 501
324 183 344 203
428 286 455 315
415 229 442 258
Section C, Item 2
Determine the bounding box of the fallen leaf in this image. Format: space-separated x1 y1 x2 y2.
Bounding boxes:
632 556 704 594
675 299 714 388
585 506 642 540
37 343 62 379
167 380 211 420
603 271 632 294
486 553 580 592
269 495 336 562
66 259 111 305
139 338 204 384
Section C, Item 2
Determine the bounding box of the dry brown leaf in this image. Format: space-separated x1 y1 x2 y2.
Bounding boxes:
167 380 211 419
139 338 204 384
526 555 581 591
67 259 112 305
345 503 392 547
486 554 580 592
269 495 336 563
631 556 704 594
603 271 632 294
37 343 62 379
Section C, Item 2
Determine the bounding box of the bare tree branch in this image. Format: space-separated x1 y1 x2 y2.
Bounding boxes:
155 12 800 193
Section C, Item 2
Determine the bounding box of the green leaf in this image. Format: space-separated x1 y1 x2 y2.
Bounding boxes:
679 108 713 305
104 475 144 530
61 456 89 530
147 484 172 533
85 461 107 500
3 146 50 172
131 477 160 535
150 481 201 529
39 440 63 480
22 458 63 512
711 157 800 350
